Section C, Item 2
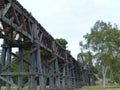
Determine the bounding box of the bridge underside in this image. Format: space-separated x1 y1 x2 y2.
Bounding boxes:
0 0 93 90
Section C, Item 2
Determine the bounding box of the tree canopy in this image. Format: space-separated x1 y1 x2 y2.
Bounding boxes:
56 38 68 49
80 20 120 86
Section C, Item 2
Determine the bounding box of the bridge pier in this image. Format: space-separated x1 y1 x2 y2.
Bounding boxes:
42 58 47 90
29 48 36 90
55 59 60 90
36 48 45 90
49 60 55 90
6 47 11 90
18 48 23 90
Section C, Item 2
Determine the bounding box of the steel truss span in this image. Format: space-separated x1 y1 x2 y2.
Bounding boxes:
0 0 93 90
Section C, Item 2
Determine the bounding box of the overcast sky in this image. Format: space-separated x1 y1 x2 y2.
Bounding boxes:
17 0 120 59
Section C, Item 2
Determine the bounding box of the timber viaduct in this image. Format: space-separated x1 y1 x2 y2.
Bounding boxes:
0 0 93 90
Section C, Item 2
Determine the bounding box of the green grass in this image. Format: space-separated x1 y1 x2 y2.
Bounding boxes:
1 87 28 90
1 87 38 90
75 85 120 90
2 85 120 90
1 86 49 90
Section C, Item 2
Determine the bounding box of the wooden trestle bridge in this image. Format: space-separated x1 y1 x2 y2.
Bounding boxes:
0 0 94 90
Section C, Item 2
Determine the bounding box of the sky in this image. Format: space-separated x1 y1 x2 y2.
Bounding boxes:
16 0 120 59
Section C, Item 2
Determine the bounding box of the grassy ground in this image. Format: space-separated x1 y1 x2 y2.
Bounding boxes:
1 86 49 90
2 85 120 90
75 85 120 90
1 87 28 90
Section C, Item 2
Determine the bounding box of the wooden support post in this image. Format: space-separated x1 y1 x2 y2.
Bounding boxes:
62 66 66 89
36 48 45 90
6 47 11 90
42 65 47 89
0 64 2 90
82 67 86 85
72 70 76 88
77 71 79 87
69 68 72 87
29 51 36 90
42 58 47 90
66 65 70 89
18 48 23 90
55 59 60 89
77 70 80 88
0 45 7 66
0 43 7 90
49 61 55 90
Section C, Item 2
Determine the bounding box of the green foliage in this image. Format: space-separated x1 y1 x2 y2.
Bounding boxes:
56 38 68 49
81 20 120 84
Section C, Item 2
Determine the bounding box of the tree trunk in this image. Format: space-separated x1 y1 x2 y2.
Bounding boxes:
102 65 108 88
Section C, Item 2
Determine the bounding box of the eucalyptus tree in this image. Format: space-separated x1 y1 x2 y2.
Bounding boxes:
81 20 120 88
